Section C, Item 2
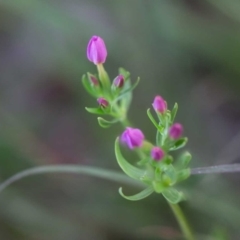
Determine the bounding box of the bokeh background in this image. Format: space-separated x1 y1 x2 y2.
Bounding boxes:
0 0 240 239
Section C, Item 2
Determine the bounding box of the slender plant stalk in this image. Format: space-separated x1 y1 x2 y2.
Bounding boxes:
119 116 195 240
169 203 195 240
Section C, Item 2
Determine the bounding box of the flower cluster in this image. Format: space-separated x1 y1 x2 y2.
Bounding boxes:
83 36 191 203
82 36 140 128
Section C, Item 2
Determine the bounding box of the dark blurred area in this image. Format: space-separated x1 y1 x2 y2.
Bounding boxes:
0 0 240 239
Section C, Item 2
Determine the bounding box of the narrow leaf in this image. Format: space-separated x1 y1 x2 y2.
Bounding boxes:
114 78 140 106
85 107 105 115
162 188 183 204
176 152 192 170
97 117 119 128
119 186 154 201
170 138 188 151
171 103 178 123
82 74 96 97
115 138 146 180
176 169 190 182
147 108 159 129
119 67 130 80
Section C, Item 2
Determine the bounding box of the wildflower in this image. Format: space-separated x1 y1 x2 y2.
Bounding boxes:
121 127 144 149
113 75 124 88
87 36 107 65
169 123 183 139
97 97 109 108
152 95 167 113
151 146 164 161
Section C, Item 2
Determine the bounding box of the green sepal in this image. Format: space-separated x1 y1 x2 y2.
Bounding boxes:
115 138 146 180
97 117 119 128
162 188 183 204
147 108 159 130
162 165 177 186
116 78 140 107
85 107 105 115
176 152 192 169
119 80 132 112
171 103 178 123
156 131 161 146
119 67 130 81
176 169 190 182
169 137 188 151
152 181 167 193
119 186 154 201
82 74 97 97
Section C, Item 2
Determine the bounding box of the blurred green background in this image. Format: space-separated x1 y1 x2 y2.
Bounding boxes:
0 0 240 239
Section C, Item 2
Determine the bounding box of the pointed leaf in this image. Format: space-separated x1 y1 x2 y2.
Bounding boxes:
176 152 192 169
97 117 119 128
82 74 96 97
156 131 162 146
115 138 146 180
170 138 188 151
147 108 159 130
119 186 154 201
176 169 190 182
85 107 105 115
120 80 132 111
152 181 167 193
114 78 140 107
162 188 183 204
119 67 130 81
171 103 178 123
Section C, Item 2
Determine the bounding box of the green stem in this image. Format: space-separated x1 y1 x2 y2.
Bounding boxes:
0 165 143 194
169 202 195 240
119 115 195 240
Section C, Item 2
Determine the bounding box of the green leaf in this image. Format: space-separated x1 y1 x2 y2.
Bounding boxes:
162 165 177 185
119 67 130 80
171 103 178 123
85 107 105 115
162 188 183 204
97 117 119 128
177 152 192 169
147 108 159 129
152 181 167 193
170 137 188 151
156 131 161 146
176 169 190 182
115 138 146 180
120 79 132 111
82 74 96 97
119 186 154 201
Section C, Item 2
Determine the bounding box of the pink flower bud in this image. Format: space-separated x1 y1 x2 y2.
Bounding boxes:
169 123 183 139
89 75 99 86
113 75 124 88
97 97 109 108
121 127 144 149
151 147 164 161
87 36 107 65
152 95 167 113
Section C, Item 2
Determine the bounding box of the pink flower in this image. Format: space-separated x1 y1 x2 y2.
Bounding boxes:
151 147 164 161
113 75 124 88
169 123 183 139
97 97 109 108
87 36 107 65
121 127 144 149
152 95 167 114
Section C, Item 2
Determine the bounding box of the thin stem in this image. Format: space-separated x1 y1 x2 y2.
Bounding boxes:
169 203 195 240
0 165 143 194
191 163 240 175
